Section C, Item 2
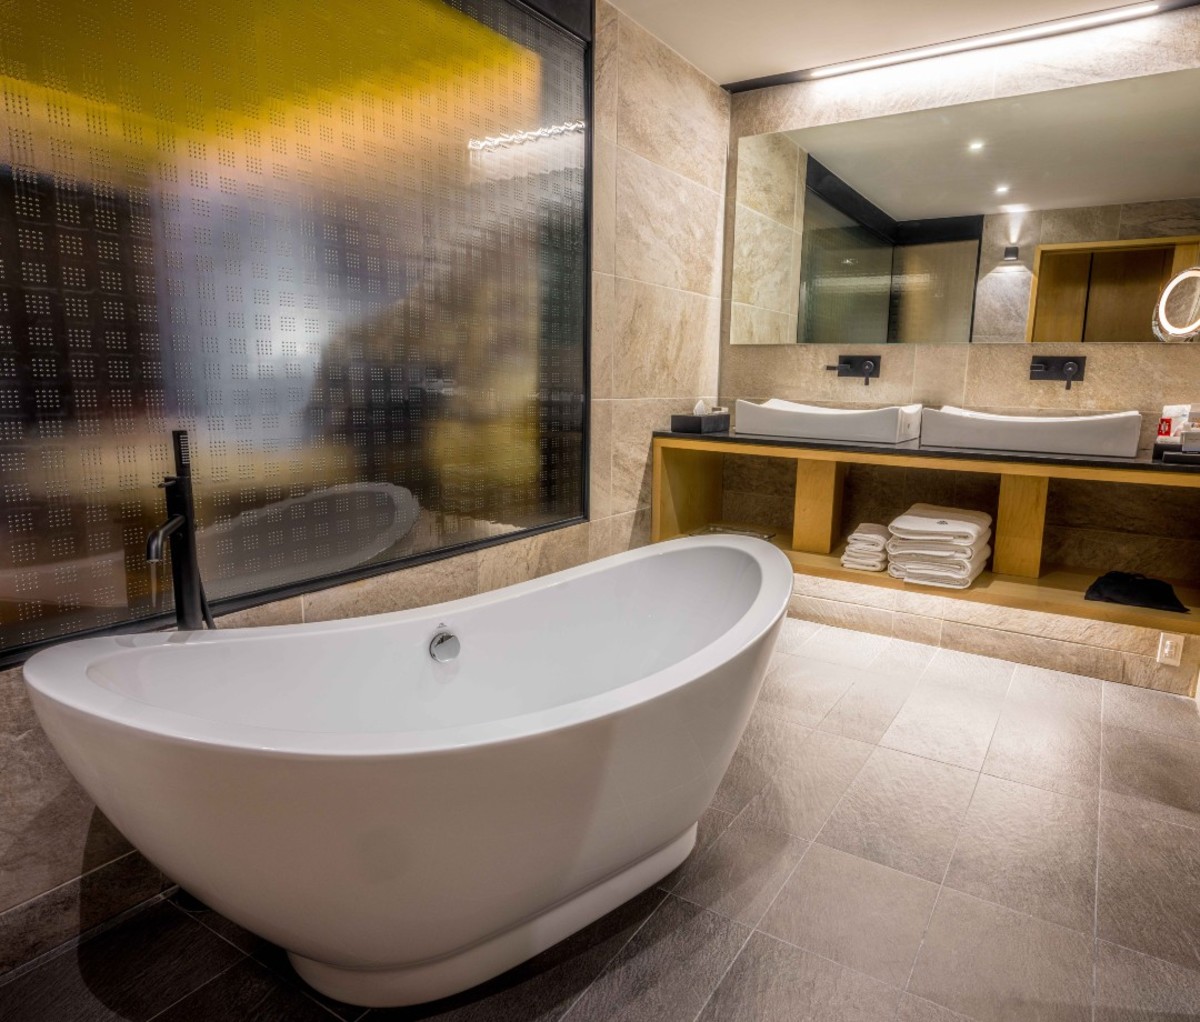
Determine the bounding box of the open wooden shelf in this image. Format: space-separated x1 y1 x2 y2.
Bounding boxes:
653 434 1200 636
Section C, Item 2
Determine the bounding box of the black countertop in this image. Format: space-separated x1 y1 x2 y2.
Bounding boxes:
651 430 1200 475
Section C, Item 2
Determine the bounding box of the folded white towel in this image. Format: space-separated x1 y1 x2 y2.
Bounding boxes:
841 552 887 572
888 545 991 588
887 537 992 563
846 523 889 552
888 504 993 544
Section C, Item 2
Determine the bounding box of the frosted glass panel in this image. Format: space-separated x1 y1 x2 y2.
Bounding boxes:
0 0 586 656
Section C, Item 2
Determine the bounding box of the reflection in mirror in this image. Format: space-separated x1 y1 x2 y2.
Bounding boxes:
1154 267 1200 342
731 67 1200 344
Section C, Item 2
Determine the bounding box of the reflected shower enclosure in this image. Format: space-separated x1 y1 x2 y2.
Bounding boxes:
0 0 588 656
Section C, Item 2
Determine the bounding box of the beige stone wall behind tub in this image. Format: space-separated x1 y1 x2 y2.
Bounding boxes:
719 5 1200 697
0 1 731 979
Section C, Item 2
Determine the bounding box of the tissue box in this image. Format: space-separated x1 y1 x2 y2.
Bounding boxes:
670 412 730 434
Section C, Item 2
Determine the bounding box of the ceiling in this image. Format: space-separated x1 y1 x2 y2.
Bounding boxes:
784 68 1200 220
611 0 1166 86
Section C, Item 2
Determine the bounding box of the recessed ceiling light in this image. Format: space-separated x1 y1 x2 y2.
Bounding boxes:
995 185 1010 195
804 2 1161 80
968 141 985 152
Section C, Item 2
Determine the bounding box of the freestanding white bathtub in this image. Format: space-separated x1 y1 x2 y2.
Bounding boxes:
23 535 792 1007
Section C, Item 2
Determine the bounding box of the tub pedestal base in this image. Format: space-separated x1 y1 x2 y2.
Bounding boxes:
289 824 698 1008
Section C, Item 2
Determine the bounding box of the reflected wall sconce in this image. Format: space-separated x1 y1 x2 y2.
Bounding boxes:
1003 246 1020 261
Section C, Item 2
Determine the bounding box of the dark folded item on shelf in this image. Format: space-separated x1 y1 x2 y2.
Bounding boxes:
1084 571 1189 613
1161 451 1200 466
670 412 730 434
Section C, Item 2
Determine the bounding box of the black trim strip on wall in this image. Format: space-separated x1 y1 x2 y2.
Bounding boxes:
519 0 592 40
806 158 983 246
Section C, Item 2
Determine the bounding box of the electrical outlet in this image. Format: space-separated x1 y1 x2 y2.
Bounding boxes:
1157 632 1185 667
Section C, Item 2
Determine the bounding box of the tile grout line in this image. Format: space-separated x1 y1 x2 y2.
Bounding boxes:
1091 682 1107 1022
142 957 270 1022
894 661 1015 1011
688 925 756 1022
553 887 671 1022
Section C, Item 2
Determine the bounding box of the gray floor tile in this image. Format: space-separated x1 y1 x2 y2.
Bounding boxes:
817 746 977 883
1103 681 1200 743
709 710 812 815
559 896 748 1022
151 959 335 1021
909 889 1092 1022
696 932 901 1022
758 843 939 988
756 655 859 728
982 702 1101 801
1008 666 1102 721
866 638 939 676
881 682 1004 771
1101 723 1200 830
1098 806 1200 973
1094 940 1200 1022
367 888 665 1022
894 993 976 1021
920 649 1015 697
671 816 807 927
740 730 873 839
818 668 921 745
775 617 822 655
660 808 736 892
943 775 1097 933
0 901 243 1022
799 626 893 669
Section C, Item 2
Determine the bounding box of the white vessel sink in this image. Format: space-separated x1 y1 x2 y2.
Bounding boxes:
734 399 923 444
920 406 1142 458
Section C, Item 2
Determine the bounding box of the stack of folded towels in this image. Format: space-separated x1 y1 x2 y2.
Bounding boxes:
841 522 890 572
885 503 993 589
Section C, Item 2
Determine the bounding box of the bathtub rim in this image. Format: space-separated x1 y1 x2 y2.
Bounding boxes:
23 535 793 759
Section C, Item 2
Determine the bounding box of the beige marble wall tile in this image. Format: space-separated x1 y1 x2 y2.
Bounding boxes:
791 574 896 611
590 398 613 520
911 344 968 407
615 147 723 297
610 397 704 513
939 620 1124 683
592 137 617 277
971 268 1033 344
991 6 1200 96
1041 205 1121 244
736 133 799 228
593 0 618 139
1118 197 1200 239
302 549 480 622
723 453 794 496
591 272 615 399
615 13 729 194
588 508 652 559
789 595 894 637
0 851 169 976
477 523 590 591
1120 655 1199 698
936 600 1160 658
892 611 943 646
612 279 720 398
730 303 796 347
731 204 798 314
723 343 916 406
215 596 303 628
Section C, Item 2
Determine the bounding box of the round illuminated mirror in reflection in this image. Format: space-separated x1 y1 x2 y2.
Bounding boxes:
1154 266 1200 342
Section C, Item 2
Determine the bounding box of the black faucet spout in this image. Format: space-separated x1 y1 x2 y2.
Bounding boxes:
146 513 186 563
145 431 213 632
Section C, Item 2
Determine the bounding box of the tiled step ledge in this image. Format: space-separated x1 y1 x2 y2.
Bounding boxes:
788 574 1198 697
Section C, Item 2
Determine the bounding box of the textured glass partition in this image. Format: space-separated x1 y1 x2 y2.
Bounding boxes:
0 0 587 657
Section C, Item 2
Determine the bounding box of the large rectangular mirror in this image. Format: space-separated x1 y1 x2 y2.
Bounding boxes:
730 67 1200 344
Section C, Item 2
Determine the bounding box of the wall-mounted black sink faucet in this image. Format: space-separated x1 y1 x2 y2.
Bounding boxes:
1030 355 1086 390
825 354 881 386
146 430 215 631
